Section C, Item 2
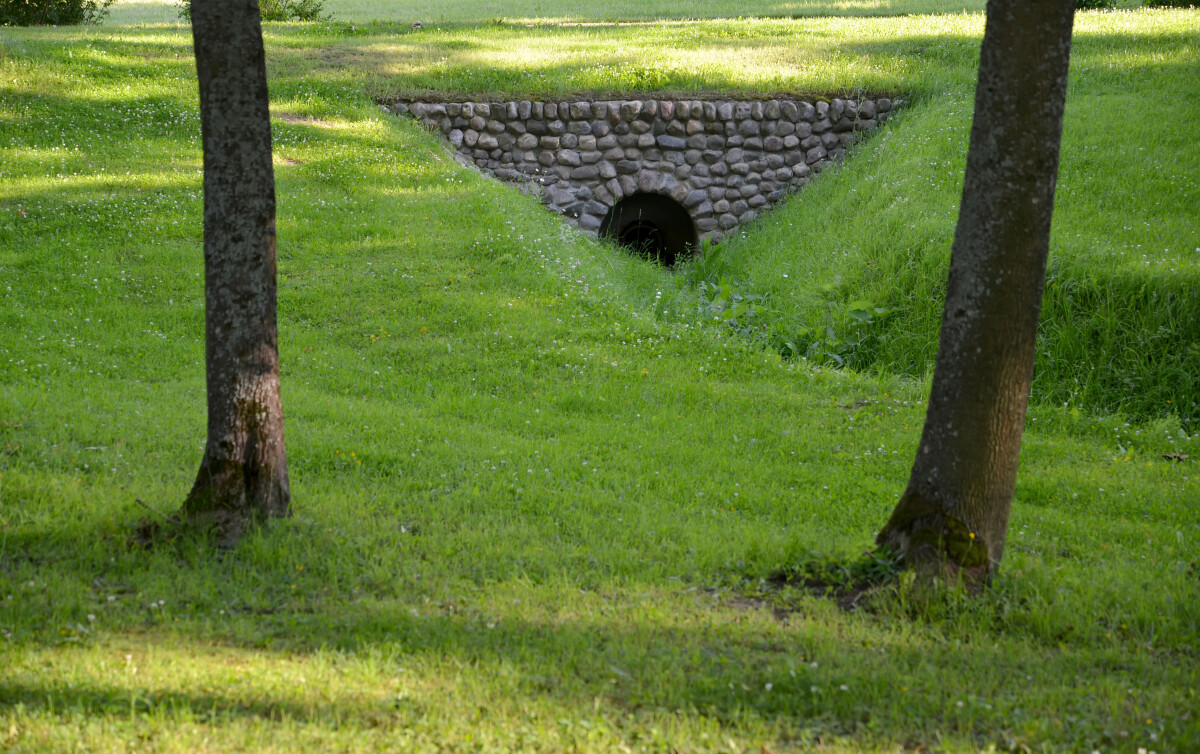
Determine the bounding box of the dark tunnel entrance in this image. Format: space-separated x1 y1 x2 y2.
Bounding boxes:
599 192 698 266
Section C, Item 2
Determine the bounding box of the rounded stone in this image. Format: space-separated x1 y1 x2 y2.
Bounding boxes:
657 134 687 150
683 189 708 208
577 213 602 231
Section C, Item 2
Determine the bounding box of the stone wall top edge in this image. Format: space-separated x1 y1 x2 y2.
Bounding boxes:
390 95 901 106
385 93 903 103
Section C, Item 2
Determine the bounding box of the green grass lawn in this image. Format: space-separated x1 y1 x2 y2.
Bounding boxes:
1 5 1199 752
106 0 998 27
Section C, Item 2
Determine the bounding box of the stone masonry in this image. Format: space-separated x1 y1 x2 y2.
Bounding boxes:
390 96 898 245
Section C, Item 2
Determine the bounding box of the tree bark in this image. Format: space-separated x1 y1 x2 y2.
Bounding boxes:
876 0 1075 580
182 0 290 542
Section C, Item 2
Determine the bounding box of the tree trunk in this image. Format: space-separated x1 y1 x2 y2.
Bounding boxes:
182 0 290 542
876 0 1075 580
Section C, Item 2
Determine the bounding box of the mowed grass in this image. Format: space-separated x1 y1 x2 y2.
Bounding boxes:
105 0 995 27
1 7 1199 753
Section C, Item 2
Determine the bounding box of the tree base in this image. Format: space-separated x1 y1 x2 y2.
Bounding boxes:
876 492 994 588
178 453 290 548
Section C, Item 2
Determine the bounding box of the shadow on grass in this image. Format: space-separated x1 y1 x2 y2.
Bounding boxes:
0 580 1190 749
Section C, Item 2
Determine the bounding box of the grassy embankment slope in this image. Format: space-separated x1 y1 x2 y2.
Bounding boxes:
1 6 1198 752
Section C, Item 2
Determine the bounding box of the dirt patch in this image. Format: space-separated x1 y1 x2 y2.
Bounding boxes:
273 112 338 128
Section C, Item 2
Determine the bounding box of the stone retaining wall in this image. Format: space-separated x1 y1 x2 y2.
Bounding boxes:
390 96 898 244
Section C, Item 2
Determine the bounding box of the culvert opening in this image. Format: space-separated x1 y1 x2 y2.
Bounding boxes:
599 192 698 266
